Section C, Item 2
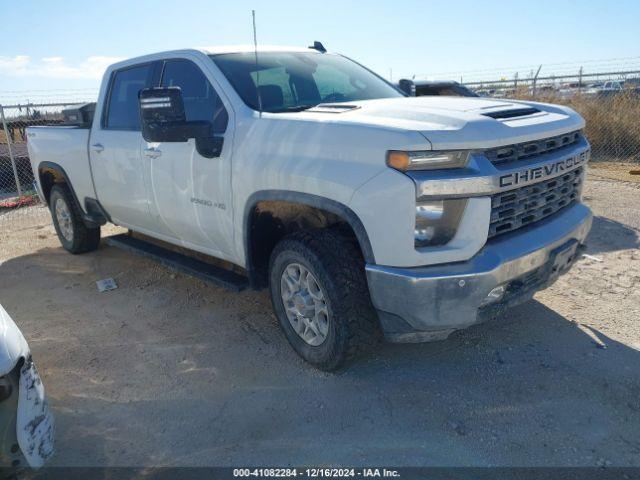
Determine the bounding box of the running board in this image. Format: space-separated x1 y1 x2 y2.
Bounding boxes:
105 234 248 292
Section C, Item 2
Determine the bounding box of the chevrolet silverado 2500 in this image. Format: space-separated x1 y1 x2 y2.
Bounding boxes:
27 45 592 370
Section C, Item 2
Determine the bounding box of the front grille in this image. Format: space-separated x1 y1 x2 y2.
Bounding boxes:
488 167 584 239
485 130 583 167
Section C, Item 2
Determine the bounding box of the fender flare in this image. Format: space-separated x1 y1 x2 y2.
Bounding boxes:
243 190 375 279
37 161 105 227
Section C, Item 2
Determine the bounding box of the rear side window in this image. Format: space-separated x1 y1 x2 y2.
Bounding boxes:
161 59 228 133
105 64 154 130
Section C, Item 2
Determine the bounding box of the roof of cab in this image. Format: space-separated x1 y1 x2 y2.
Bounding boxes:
106 45 324 73
199 45 319 55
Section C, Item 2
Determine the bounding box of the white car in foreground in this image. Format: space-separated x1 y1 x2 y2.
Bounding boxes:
0 304 54 468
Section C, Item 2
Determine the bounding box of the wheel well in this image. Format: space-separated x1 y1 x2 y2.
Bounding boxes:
38 166 66 204
247 200 363 288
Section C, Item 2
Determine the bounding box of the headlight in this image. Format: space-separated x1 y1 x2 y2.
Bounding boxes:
415 198 467 247
387 150 470 171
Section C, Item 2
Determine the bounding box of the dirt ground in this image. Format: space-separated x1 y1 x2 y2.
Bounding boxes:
589 161 640 184
0 171 639 467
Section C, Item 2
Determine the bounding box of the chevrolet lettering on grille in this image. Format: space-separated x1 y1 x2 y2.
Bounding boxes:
499 149 590 188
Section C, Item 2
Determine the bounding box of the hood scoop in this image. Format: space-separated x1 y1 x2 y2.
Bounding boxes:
482 107 541 119
308 103 361 113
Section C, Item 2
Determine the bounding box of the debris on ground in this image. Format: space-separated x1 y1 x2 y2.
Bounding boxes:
96 278 118 293
0 195 38 209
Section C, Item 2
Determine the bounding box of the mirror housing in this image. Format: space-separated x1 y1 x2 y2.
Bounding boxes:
139 87 212 142
398 79 416 97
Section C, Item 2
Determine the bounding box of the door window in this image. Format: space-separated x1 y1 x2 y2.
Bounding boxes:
161 60 228 133
105 64 154 130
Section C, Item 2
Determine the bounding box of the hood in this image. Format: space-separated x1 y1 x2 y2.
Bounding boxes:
291 96 585 150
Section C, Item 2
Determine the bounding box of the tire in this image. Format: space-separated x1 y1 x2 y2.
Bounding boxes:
49 184 100 254
269 229 380 371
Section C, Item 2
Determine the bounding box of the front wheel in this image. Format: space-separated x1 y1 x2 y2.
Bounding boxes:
269 229 380 371
49 184 100 254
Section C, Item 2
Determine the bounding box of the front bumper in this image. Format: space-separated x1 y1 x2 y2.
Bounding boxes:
0 304 54 468
365 202 593 342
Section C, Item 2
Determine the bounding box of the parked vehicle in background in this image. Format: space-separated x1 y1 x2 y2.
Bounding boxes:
583 80 628 98
475 88 496 97
0 304 54 469
557 82 582 100
583 82 604 97
603 80 624 92
398 79 478 97
27 44 592 370
599 80 625 98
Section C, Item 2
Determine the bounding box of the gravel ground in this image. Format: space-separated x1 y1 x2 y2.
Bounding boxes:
0 173 638 467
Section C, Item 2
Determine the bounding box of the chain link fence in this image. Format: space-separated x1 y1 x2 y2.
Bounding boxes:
0 101 86 259
514 90 640 164
448 64 640 164
1 72 639 260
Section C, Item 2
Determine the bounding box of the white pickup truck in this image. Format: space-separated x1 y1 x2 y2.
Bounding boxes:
27 44 592 370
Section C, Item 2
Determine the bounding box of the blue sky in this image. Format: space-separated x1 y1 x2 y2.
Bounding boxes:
1 0 639 102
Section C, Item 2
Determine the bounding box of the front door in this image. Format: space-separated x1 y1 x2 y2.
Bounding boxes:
90 62 159 232
145 58 235 258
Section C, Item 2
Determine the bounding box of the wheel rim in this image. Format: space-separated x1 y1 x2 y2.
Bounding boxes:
280 263 330 346
54 198 74 242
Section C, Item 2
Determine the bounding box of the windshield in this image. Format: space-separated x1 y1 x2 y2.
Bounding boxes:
211 52 403 112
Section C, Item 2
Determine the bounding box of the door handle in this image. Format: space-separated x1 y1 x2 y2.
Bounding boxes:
143 147 162 159
91 143 104 153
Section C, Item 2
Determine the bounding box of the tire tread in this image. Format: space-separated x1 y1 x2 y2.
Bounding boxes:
270 228 380 370
50 184 100 254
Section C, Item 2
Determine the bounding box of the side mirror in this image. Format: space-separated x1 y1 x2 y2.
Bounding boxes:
398 79 416 97
139 87 222 157
139 87 212 142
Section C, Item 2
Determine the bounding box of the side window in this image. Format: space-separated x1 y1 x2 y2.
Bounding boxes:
161 59 228 133
105 64 153 130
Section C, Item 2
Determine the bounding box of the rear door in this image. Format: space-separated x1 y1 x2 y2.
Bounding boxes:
144 57 235 257
90 62 159 232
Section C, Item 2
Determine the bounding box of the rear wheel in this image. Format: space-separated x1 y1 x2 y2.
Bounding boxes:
49 184 100 254
269 229 380 371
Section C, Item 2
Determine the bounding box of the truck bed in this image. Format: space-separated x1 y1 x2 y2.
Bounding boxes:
26 126 95 207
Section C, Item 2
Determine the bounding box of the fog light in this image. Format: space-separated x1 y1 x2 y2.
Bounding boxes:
414 199 467 248
481 285 506 306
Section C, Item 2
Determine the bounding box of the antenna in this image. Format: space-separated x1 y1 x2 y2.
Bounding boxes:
252 10 262 116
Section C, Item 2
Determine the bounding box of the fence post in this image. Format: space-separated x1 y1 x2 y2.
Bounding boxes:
578 66 583 89
532 65 542 99
0 105 22 198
